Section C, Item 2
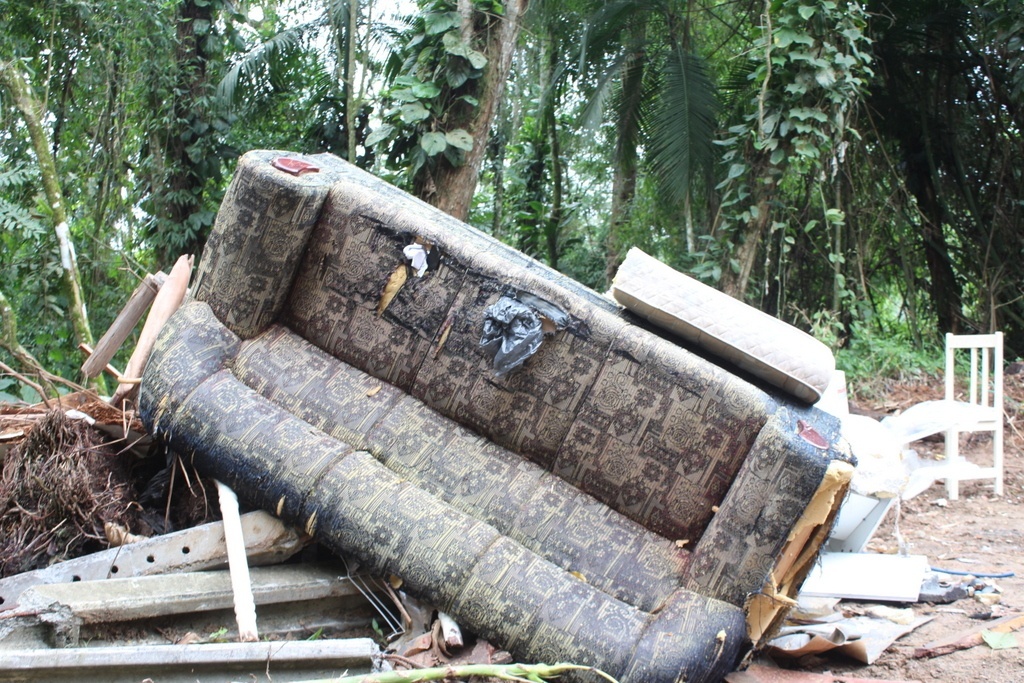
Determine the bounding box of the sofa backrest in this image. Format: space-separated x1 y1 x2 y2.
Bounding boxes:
271 160 776 544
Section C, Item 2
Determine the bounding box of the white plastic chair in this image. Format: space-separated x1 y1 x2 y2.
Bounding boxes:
943 332 1004 499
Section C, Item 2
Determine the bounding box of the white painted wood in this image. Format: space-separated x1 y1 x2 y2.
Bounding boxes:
943 331 1004 499
437 611 463 649
0 638 378 671
216 481 259 642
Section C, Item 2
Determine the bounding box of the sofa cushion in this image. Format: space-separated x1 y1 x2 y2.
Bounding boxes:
611 247 835 403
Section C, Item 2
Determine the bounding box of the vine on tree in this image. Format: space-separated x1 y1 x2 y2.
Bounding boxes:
367 0 504 189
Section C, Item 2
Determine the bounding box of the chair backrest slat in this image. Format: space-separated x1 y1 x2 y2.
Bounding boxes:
944 332 1003 413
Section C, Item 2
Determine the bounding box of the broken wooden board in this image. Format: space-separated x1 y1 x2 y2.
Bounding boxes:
913 612 1024 658
81 272 166 379
798 552 929 602
0 511 302 613
18 563 361 624
10 563 372 647
0 638 380 683
110 254 192 407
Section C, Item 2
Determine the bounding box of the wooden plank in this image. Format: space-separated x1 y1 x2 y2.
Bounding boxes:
18 564 364 625
110 255 192 406
0 638 378 673
0 511 302 613
81 272 166 378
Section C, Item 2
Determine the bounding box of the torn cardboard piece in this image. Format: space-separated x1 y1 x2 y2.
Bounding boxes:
767 614 934 664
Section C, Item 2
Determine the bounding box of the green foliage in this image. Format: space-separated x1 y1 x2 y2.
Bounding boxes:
837 323 945 400
0 165 44 236
577 0 722 283
368 0 495 189
2 0 1023 386
715 0 872 198
138 0 245 264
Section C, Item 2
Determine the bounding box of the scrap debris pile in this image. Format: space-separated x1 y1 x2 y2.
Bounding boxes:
0 392 523 681
0 406 140 577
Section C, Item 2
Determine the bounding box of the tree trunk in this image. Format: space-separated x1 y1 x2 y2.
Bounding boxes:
546 101 563 271
721 191 772 301
429 0 528 221
606 155 638 286
604 30 647 287
150 0 214 264
488 103 507 240
719 149 777 301
346 0 359 163
904 143 963 334
0 60 95 352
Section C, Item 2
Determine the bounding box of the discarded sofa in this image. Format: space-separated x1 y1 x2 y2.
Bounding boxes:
139 150 855 683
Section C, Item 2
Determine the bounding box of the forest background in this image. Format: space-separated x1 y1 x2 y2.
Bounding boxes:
1 0 1022 402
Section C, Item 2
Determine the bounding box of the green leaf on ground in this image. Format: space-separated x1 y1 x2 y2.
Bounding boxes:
982 630 1018 650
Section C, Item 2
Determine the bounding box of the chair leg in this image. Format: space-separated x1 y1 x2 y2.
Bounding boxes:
945 428 960 501
994 424 1004 496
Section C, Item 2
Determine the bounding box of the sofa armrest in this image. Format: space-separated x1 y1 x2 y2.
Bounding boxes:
192 150 347 339
686 407 854 641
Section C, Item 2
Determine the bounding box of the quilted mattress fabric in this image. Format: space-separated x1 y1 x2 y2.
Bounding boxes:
611 248 835 403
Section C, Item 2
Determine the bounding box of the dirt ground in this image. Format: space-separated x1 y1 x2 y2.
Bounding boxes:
765 371 1024 683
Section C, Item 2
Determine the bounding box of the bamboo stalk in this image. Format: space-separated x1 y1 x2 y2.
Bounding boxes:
82 272 166 378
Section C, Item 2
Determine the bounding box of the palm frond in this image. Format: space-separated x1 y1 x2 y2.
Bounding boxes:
579 0 640 72
579 51 629 131
0 197 44 235
0 164 37 190
610 44 656 172
646 44 718 206
325 0 353 31
216 21 316 108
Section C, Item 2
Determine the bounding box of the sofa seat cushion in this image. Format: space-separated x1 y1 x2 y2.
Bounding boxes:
141 300 748 683
228 319 692 611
